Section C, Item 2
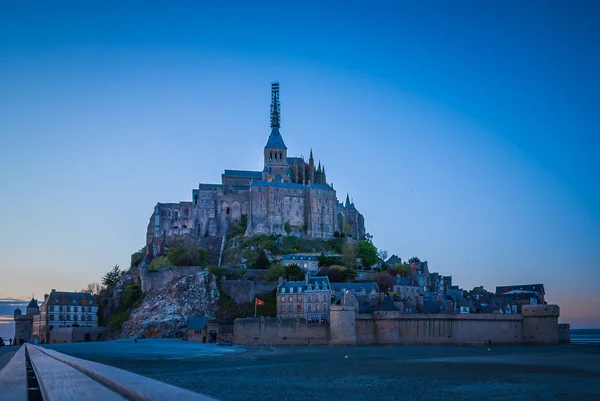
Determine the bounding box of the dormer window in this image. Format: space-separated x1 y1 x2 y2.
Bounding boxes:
289 287 294 294
281 288 285 294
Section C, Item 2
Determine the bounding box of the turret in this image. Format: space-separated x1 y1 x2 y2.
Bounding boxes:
13 308 22 318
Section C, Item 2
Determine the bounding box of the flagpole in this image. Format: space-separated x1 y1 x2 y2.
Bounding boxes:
254 297 257 318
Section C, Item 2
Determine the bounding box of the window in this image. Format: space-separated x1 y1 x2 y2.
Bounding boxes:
49 314 54 321
49 306 54 312
87 315 91 321
60 306 64 312
280 296 285 302
281 288 285 294
288 296 293 302
290 287 294 293
323 294 327 302
297 305 302 312
297 287 302 293
280 305 284 312
323 303 327 312
74 306 78 312
308 295 312 302
288 305 293 312
315 304 320 311
308 304 312 312
59 314 63 321
297 295 302 302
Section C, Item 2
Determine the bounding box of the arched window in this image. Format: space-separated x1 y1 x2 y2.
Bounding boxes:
323 303 327 312
315 304 320 311
308 304 312 312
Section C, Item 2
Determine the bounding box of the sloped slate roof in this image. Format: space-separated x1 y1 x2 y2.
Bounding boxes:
223 170 263 179
331 282 380 293
27 299 39 309
282 254 319 261
265 127 287 149
43 291 95 306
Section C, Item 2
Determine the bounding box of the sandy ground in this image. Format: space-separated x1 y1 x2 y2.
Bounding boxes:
46 341 600 401
0 347 17 370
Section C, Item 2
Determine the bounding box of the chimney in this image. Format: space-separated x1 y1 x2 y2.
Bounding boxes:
51 289 56 292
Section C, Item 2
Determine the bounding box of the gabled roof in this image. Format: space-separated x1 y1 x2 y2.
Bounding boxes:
42 291 95 306
281 254 319 261
496 284 545 295
27 299 39 309
223 170 263 179
395 277 418 286
188 316 207 330
331 282 380 293
265 127 287 149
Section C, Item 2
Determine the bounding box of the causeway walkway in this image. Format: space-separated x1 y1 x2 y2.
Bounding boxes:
0 344 217 401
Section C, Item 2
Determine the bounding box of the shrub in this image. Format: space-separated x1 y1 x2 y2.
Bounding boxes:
264 262 286 282
173 246 208 266
107 310 131 332
253 250 271 269
148 256 171 271
284 221 292 234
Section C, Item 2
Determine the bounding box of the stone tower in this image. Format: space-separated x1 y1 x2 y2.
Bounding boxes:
263 82 288 182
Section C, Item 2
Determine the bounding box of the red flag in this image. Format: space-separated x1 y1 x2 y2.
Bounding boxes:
256 298 265 306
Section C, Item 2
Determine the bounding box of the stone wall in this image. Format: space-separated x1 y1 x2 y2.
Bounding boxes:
49 327 105 344
220 281 278 303
140 266 206 293
234 317 329 345
353 312 523 345
234 305 561 346
558 323 571 343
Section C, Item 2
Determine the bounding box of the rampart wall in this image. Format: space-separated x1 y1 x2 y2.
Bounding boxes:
234 317 329 345
234 305 561 346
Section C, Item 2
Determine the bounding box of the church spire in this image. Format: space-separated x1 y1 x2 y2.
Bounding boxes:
345 193 350 207
270 82 281 128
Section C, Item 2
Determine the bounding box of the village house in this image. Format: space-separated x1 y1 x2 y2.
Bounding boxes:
187 316 233 343
280 254 320 273
32 290 100 344
276 275 331 322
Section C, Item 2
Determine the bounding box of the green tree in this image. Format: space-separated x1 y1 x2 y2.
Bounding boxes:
166 246 185 264
264 262 286 282
173 246 208 266
101 265 122 287
358 240 378 268
240 214 248 227
284 221 292 234
390 263 411 277
408 256 421 263
148 256 172 271
341 241 358 269
254 250 271 269
284 264 305 281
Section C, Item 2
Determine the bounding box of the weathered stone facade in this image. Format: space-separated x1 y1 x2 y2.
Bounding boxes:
234 304 562 346
146 83 365 258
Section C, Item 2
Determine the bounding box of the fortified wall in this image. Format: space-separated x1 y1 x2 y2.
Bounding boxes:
234 317 330 345
234 304 561 346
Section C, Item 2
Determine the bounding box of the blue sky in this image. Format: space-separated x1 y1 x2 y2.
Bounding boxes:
0 1 598 330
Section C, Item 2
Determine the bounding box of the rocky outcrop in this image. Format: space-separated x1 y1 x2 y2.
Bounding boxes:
121 269 219 338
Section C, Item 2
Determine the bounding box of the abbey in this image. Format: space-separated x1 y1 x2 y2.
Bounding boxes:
146 83 365 257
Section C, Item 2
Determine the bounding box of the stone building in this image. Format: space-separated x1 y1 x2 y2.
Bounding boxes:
32 290 99 344
13 299 39 343
277 275 331 322
146 82 366 258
